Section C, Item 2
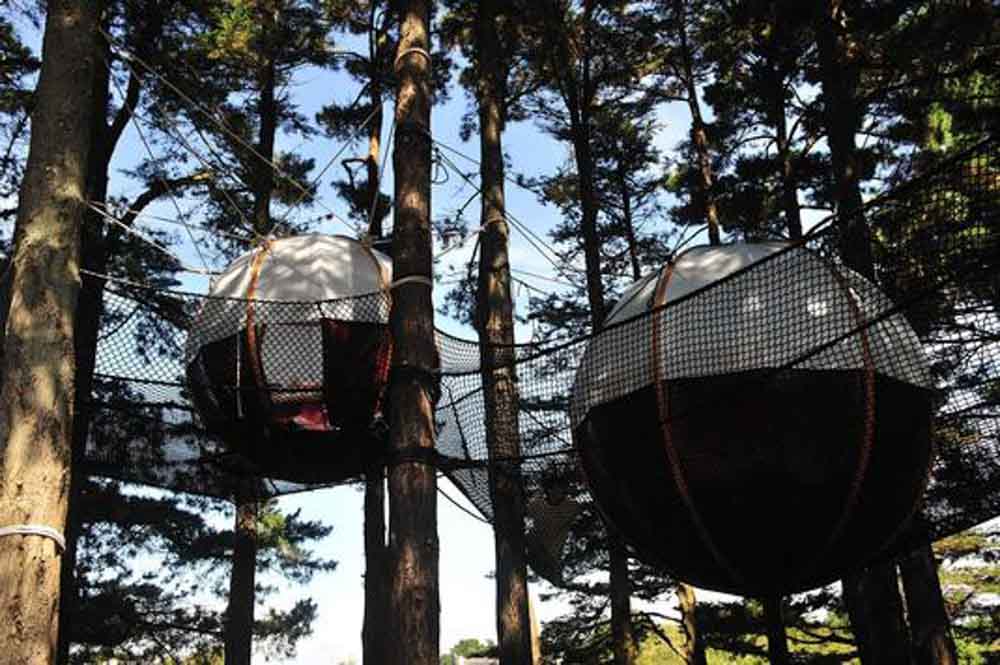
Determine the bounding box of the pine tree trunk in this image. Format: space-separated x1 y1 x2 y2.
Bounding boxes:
677 584 707 665
365 10 384 239
253 0 278 237
57 36 115 660
843 563 911 665
387 3 439 664
225 499 258 665
763 23 802 241
0 3 101 663
476 3 532 663
763 596 790 665
815 0 873 278
362 468 387 665
362 12 388 663
609 538 637 665
618 172 643 282
815 6 914 663
900 543 958 665
675 0 721 246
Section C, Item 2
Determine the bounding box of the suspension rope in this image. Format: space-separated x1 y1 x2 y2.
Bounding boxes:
89 200 253 245
433 150 586 284
86 203 217 276
104 58 213 272
115 58 254 232
101 28 358 235
286 99 382 222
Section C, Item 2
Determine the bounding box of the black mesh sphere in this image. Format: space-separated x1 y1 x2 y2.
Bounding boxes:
571 242 934 595
185 235 392 484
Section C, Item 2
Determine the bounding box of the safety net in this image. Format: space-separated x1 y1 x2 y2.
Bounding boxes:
79 135 1000 588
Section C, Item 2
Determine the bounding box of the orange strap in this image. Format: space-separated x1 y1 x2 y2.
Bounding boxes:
798 256 877 581
244 239 273 398
651 263 746 588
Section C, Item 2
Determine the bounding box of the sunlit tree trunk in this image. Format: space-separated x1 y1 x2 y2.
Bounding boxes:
387 2 439 664
225 499 258 665
475 1 533 663
0 3 102 663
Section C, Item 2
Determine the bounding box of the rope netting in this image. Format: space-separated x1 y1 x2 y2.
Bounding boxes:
79 135 1000 587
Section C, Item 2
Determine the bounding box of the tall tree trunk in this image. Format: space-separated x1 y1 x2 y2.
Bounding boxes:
816 5 912 663
815 0 872 277
225 499 258 665
362 469 387 665
387 3 439 665
763 28 802 240
475 1 532 664
609 538 637 665
365 5 385 240
253 0 278 238
618 172 643 281
0 3 101 663
361 11 388 665
677 584 707 665
843 563 911 665
56 29 115 660
763 596 790 665
900 543 958 665
675 0 721 246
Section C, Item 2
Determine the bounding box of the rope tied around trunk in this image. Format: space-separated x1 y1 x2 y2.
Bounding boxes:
0 524 66 552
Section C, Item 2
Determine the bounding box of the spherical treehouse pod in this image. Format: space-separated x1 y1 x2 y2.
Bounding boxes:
185 234 393 484
571 241 934 595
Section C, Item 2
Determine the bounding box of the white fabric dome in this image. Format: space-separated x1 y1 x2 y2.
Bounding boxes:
185 234 391 364
570 242 932 428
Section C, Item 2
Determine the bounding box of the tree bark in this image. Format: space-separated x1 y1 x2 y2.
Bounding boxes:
362 467 387 665
609 538 637 665
675 0 721 246
618 171 643 282
677 584 707 665
361 10 389 664
225 499 258 665
843 563 912 665
475 3 533 664
0 3 101 663
763 596 790 665
900 543 958 665
815 0 872 277
252 0 278 237
365 2 385 239
815 6 914 663
762 15 802 241
387 3 439 665
56 26 115 660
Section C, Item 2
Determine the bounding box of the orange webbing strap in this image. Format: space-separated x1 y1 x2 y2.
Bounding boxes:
358 236 391 295
244 239 273 405
798 257 877 581
651 264 745 588
357 237 392 417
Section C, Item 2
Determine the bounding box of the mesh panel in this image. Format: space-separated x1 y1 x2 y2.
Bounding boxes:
81 136 1000 589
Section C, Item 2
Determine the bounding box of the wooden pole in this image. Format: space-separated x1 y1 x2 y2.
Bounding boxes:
387 2 439 664
0 3 102 663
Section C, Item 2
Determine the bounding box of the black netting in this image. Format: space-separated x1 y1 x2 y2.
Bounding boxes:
81 135 1000 592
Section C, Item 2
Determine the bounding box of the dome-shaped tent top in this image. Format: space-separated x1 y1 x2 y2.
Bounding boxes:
186 234 392 361
571 241 932 431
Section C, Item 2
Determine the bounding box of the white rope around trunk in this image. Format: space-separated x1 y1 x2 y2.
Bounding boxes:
0 524 66 552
